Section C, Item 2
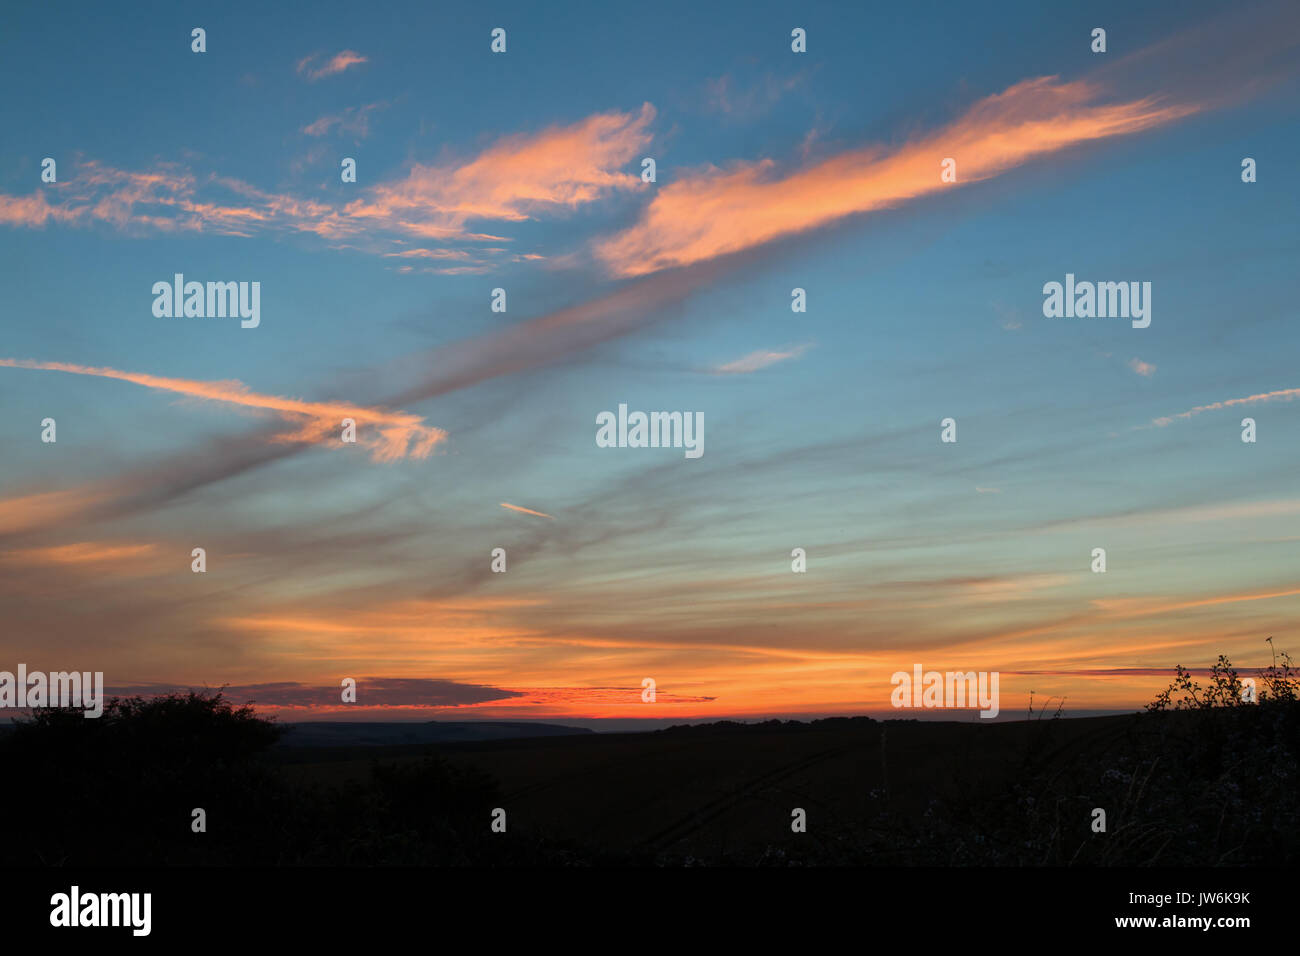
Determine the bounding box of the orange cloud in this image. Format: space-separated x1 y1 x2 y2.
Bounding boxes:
297 50 368 81
0 161 298 236
0 105 654 256
957 574 1072 603
0 487 115 537
341 103 655 239
222 596 545 635
4 541 158 565
0 540 173 578
594 78 1199 276
1094 585 1300 618
0 358 444 462
0 191 81 228
500 502 554 519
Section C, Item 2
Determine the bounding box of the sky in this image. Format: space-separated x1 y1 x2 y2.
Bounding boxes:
1 0 1298 724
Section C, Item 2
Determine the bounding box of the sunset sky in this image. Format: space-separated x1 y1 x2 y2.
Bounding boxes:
1 0 1298 724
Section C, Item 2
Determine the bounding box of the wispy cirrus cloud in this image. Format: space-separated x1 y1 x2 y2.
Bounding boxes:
0 160 325 236
1093 585 1300 618
340 102 655 240
710 344 810 374
594 77 1201 276
0 541 159 567
700 71 806 119
591 2 1299 279
302 101 386 137
501 502 555 519
0 104 655 256
1148 386 1300 426
1031 498 1300 536
2 16 1291 559
0 358 445 462
382 245 496 275
0 259 723 540
296 50 368 81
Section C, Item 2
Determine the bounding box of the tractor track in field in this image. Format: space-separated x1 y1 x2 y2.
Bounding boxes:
642 741 862 853
499 738 713 803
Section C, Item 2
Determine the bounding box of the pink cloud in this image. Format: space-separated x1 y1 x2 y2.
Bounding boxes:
711 344 810 375
297 50 368 81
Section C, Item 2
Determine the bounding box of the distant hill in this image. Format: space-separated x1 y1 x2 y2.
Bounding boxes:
275 720 594 748
657 716 879 734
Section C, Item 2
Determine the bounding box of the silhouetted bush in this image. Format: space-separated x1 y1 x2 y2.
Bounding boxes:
0 691 550 865
803 646 1300 866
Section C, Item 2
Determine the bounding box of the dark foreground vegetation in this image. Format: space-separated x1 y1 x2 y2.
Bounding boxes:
2 649 1295 866
855 650 1299 866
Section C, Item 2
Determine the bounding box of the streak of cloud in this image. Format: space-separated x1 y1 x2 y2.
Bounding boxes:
109 677 521 707
594 2 1300 278
0 358 445 462
302 102 386 137
1094 586 1300 618
1148 386 1300 427
593 77 1200 276
501 502 555 519
3 13 1294 549
296 50 368 81
710 344 810 374
339 103 655 240
0 105 655 252
0 541 158 566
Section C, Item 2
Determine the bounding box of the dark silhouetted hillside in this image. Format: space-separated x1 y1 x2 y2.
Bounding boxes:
2 653 1295 866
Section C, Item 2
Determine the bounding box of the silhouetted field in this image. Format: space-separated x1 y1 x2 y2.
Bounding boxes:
275 720 594 749
2 655 1295 866
278 713 1125 859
